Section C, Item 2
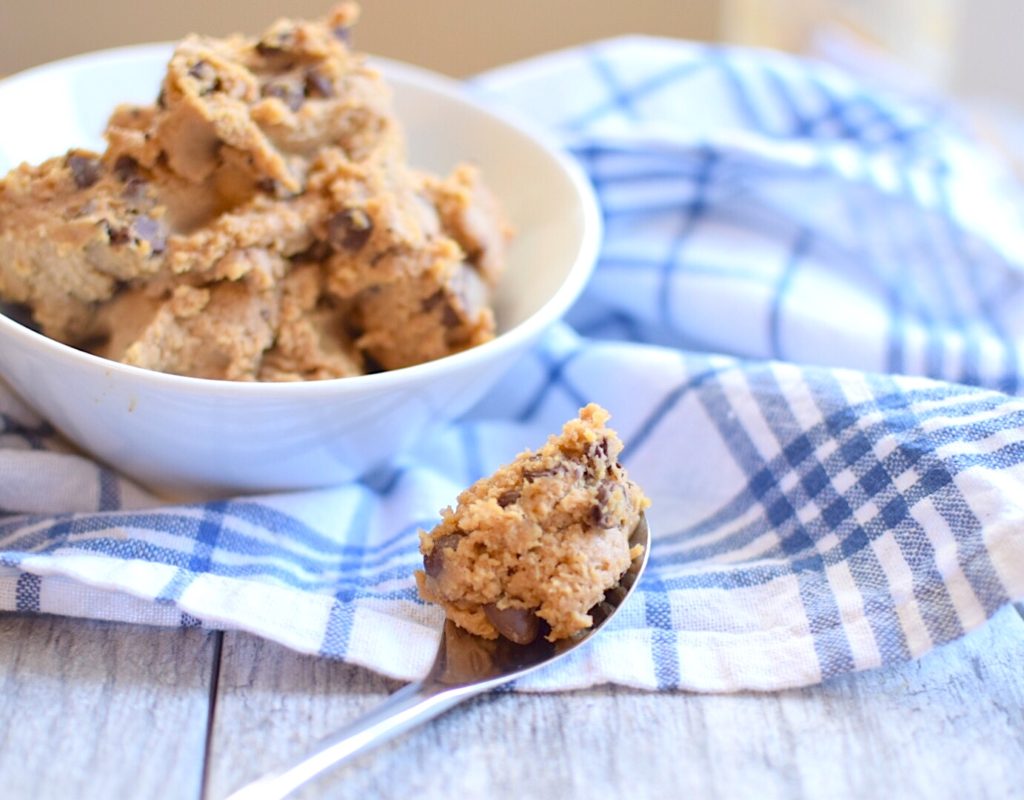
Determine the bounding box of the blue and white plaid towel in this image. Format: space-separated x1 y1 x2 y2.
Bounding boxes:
2 38 1023 692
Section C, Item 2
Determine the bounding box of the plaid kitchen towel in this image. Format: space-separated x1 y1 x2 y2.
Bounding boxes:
2 37 1024 692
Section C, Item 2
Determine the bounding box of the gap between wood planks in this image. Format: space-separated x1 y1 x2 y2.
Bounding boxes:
201 631 225 800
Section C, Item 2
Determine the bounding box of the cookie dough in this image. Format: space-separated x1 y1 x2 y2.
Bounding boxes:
416 404 650 643
0 3 510 380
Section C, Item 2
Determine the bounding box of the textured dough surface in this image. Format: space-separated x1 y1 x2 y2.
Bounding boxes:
0 3 510 381
416 404 650 643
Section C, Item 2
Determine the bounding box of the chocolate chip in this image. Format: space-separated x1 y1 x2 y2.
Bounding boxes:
484 604 540 645
113 155 139 182
442 263 488 329
130 215 167 255
497 490 520 508
255 41 283 56
592 437 609 460
304 70 334 99
103 220 130 245
188 60 221 95
596 483 610 504
423 533 462 578
589 503 615 529
362 352 386 375
261 79 304 111
523 466 558 481
327 208 373 251
255 178 279 195
66 154 102 189
421 290 445 313
255 28 295 57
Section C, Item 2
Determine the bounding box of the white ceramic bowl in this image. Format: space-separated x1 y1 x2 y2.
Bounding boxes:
0 44 600 498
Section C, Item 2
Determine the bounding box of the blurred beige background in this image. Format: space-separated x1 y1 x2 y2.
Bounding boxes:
0 1 719 78
2 0 1022 115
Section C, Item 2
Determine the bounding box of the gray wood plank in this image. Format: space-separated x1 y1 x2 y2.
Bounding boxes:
0 613 216 800
207 604 1024 800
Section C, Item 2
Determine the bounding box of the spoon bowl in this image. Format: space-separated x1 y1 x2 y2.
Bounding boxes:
227 513 651 799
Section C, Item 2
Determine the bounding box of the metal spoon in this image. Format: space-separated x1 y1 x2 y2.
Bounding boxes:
225 513 651 800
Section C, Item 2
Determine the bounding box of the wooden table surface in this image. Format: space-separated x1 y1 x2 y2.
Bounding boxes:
2 603 1022 800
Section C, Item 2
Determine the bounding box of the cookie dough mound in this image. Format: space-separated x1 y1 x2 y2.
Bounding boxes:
0 3 510 381
416 404 650 643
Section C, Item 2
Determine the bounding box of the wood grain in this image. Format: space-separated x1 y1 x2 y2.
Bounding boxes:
206 605 1024 800
0 613 216 800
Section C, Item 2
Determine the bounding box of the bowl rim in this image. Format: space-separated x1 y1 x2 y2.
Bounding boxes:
0 42 601 399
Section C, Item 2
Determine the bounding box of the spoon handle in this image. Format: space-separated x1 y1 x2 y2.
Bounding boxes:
223 679 482 800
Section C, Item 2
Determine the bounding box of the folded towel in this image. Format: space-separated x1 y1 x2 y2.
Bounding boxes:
2 37 1022 692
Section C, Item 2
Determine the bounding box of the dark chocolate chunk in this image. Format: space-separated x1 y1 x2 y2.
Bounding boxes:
523 465 559 481
103 220 130 245
188 60 221 95
589 502 615 529
423 533 462 578
255 41 283 56
255 28 295 57
484 604 541 645
496 490 521 508
130 216 167 255
66 154 102 189
304 70 334 98
113 155 140 182
327 208 373 251
362 351 386 375
262 80 304 112
441 263 489 329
